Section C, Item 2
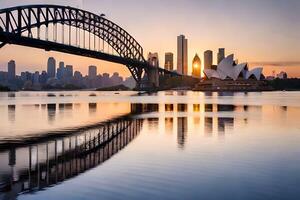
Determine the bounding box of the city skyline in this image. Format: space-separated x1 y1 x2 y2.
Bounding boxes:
0 0 299 77
0 57 136 90
0 1 300 199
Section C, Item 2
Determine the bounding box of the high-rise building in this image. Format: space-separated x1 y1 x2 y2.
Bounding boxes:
192 54 201 78
47 57 56 78
57 61 65 80
7 60 16 80
65 65 73 78
88 65 97 78
217 48 225 64
164 52 174 71
147 52 159 67
177 35 188 75
204 50 213 69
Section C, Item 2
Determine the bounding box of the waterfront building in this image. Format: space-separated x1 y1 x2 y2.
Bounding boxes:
192 54 201 78
204 50 213 70
88 65 97 78
8 60 16 80
217 48 225 64
147 52 159 67
65 65 73 78
177 35 188 75
47 57 56 78
164 52 174 71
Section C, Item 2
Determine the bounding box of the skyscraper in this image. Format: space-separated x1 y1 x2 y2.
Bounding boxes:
177 35 188 75
47 57 56 78
164 52 174 71
57 61 65 80
217 48 225 64
147 52 159 67
7 60 16 80
88 65 97 78
65 65 73 78
204 50 213 69
192 54 201 78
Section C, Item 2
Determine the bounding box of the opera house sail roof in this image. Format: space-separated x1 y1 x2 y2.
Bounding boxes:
203 54 263 81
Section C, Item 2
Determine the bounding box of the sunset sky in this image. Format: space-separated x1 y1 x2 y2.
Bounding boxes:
0 0 299 77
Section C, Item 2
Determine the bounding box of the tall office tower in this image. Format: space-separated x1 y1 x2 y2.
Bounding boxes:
65 65 73 78
57 61 65 80
7 60 16 80
204 50 213 69
177 35 188 75
164 52 174 71
217 48 225 64
47 57 56 78
192 54 201 78
147 52 159 67
88 65 97 78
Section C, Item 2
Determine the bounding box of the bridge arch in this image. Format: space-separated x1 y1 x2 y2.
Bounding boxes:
0 5 151 86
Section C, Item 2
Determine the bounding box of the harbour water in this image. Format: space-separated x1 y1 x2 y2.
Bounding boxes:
0 91 300 200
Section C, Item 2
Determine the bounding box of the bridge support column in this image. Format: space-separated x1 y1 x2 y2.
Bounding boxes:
147 67 159 89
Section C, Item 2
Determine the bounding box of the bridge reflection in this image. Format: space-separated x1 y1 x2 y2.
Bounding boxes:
0 117 143 200
0 101 267 199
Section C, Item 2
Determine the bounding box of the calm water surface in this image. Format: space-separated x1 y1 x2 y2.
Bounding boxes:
0 91 300 200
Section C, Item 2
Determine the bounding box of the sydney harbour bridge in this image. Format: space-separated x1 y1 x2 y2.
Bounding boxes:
0 4 182 89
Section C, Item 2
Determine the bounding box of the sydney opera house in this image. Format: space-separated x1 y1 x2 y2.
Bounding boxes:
195 54 271 91
203 54 264 81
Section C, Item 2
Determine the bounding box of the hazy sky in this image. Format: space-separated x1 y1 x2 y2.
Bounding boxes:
0 0 299 77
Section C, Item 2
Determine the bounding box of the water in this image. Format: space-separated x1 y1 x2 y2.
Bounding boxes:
0 91 300 200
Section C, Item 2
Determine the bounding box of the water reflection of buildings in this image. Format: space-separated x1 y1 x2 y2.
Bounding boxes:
89 103 97 114
47 104 56 122
7 105 15 123
0 117 143 200
132 103 261 147
177 117 187 149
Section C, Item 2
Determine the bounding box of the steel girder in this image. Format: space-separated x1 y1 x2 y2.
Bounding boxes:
0 4 148 82
0 4 181 87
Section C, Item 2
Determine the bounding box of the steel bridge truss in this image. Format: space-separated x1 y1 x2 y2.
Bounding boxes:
0 5 180 88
